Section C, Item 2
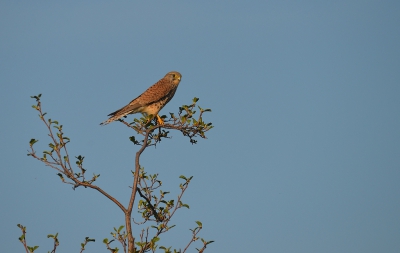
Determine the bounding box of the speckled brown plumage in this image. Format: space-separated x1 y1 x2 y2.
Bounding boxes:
100 71 182 125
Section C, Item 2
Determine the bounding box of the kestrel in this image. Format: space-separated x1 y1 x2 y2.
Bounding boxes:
100 71 182 125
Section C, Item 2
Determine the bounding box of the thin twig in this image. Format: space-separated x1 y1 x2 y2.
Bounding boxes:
137 188 161 222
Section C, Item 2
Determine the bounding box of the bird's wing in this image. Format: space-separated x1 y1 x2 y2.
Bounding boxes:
131 78 175 106
108 78 173 117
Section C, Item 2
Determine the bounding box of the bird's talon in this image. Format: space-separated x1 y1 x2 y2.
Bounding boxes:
156 115 165 125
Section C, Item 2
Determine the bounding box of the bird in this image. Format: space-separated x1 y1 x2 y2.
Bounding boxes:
100 71 182 126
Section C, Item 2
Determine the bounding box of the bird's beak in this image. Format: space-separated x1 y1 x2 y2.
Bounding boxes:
178 76 181 81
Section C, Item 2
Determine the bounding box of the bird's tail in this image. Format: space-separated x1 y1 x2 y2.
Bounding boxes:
100 102 142 125
100 110 131 125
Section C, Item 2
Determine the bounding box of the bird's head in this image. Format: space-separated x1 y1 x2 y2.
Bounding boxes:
165 71 182 85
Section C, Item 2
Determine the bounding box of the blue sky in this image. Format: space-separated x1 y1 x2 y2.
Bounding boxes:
1 1 400 252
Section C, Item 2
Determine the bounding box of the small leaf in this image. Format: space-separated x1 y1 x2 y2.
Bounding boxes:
57 173 64 182
179 175 187 180
29 139 38 146
195 221 202 227
151 237 160 243
117 225 124 233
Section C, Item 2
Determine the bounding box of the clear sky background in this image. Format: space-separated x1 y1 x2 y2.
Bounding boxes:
1 1 399 252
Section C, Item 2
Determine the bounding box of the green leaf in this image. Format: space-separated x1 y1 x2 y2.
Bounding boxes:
129 136 140 145
29 139 38 146
117 225 124 233
103 238 109 244
195 221 202 227
179 175 187 180
192 97 199 103
151 237 160 243
57 173 64 181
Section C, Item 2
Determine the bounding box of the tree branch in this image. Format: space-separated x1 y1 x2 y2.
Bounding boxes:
27 95 214 253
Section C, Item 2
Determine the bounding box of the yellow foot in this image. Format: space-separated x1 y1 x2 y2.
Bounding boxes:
156 114 164 125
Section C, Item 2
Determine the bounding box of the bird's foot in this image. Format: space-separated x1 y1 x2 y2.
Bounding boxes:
156 114 165 125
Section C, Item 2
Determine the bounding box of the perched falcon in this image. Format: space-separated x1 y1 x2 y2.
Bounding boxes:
100 71 182 125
